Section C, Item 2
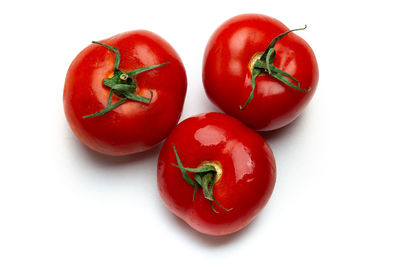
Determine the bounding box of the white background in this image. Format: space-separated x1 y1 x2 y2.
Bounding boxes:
1 0 399 266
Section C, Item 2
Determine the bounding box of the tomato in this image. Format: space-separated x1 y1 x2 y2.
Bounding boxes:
157 112 276 235
64 30 187 156
203 14 319 131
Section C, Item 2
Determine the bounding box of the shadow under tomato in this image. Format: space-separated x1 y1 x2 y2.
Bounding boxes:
75 139 163 168
260 111 308 144
160 204 259 247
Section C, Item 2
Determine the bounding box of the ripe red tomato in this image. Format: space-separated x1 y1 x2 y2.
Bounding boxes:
64 30 187 156
203 14 319 131
157 112 276 235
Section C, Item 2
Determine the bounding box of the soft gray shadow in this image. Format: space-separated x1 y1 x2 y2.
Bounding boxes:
159 203 259 247
260 112 308 143
75 140 163 168
202 98 221 114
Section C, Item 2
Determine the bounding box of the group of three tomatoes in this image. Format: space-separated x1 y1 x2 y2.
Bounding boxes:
63 14 319 236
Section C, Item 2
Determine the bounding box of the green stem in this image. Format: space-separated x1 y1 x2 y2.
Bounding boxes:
241 25 310 110
82 42 169 118
172 144 232 213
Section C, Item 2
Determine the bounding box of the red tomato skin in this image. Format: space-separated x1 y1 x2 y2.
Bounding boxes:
157 112 276 236
64 30 187 156
203 14 319 131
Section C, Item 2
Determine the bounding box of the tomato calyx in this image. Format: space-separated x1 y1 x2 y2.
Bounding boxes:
82 41 170 118
240 25 311 110
172 144 232 213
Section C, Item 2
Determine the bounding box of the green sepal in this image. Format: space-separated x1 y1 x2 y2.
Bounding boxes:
82 42 169 119
82 98 127 118
201 172 216 201
102 70 126 88
124 90 153 104
201 172 232 212
127 63 170 77
172 145 196 187
210 201 218 213
193 183 199 202
92 41 121 71
240 68 261 110
193 173 202 186
241 25 309 109
265 48 276 74
111 84 135 92
268 65 310 92
213 197 233 212
171 144 232 213
269 65 300 87
260 25 307 61
104 72 152 104
171 164 216 174
107 88 114 106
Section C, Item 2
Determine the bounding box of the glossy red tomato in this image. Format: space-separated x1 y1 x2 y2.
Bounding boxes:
64 30 187 155
157 112 276 235
203 14 319 131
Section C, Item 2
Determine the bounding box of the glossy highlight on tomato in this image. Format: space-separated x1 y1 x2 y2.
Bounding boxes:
203 14 319 131
157 112 276 235
64 30 186 156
